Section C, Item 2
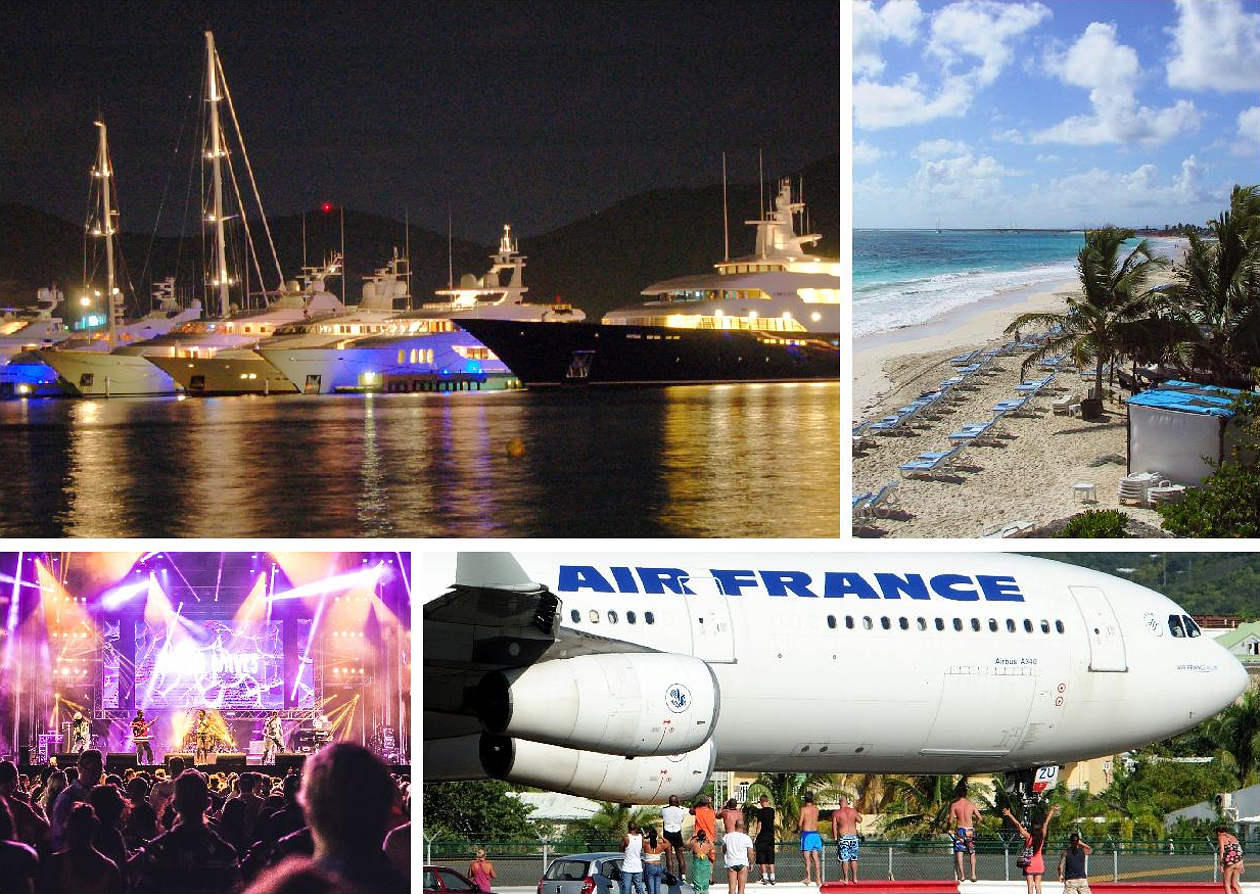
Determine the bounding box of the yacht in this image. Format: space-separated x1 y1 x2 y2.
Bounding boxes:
455 177 840 386
0 287 68 369
259 224 583 394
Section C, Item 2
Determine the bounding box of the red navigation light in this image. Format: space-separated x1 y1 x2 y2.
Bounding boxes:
321 201 334 214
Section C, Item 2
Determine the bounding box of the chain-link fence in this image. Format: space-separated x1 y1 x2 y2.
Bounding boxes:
424 839 1228 887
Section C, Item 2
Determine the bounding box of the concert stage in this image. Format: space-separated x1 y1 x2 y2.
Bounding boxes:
0 551 411 767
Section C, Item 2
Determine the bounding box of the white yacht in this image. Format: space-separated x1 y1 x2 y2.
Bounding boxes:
0 287 68 367
259 224 584 394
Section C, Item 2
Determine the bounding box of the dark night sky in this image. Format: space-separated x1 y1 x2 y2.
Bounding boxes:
1 1 839 244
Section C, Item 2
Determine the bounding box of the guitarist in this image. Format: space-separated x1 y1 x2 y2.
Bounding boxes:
262 712 284 764
132 709 155 764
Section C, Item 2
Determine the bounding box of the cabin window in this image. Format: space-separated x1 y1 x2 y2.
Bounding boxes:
970 618 981 632
827 615 836 630
952 618 963 632
627 611 636 624
935 618 945 631
862 616 873 630
1024 619 1034 633
588 610 599 624
988 618 999 632
1040 620 1051 634
898 617 909 630
1183 615 1201 637
570 609 580 623
645 611 655 625
1055 619 1065 634
845 616 854 630
1168 614 1186 638
607 611 618 624
1006 618 1017 633
916 617 927 631
880 616 891 630
397 350 405 364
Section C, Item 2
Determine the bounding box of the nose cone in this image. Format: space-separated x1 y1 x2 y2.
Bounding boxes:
1209 642 1250 715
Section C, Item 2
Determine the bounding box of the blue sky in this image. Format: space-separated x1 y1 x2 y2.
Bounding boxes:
854 0 1260 229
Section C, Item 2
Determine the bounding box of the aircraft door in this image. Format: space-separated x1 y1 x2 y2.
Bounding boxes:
684 575 735 664
923 669 1035 755
1069 586 1128 672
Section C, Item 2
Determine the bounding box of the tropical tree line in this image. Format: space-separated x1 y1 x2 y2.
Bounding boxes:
1008 184 1260 400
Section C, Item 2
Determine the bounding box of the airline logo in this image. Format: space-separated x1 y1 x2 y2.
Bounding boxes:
557 566 1025 602
665 684 691 712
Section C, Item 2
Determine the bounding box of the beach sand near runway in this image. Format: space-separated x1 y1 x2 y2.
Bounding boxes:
852 279 1172 539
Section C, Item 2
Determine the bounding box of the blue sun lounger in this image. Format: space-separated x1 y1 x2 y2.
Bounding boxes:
899 445 966 478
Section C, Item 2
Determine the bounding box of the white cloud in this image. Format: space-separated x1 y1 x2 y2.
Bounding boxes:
1040 156 1210 212
911 138 969 160
855 1 1048 129
1236 106 1260 154
911 152 1021 200
854 0 923 77
1167 0 1260 92
1032 22 1202 146
992 128 1024 144
1034 153 1060 163
1172 155 1207 202
854 141 886 165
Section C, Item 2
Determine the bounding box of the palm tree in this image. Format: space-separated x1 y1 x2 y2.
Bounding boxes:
1161 186 1260 387
1007 227 1168 408
879 775 994 838
1203 686 1260 785
745 773 841 839
576 802 662 845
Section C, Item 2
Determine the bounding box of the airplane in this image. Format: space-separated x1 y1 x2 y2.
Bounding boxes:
423 551 1248 804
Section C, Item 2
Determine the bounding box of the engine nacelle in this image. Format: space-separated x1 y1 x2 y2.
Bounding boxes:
477 653 719 756
480 734 715 803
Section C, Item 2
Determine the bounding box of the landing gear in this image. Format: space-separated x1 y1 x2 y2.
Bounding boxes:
1003 765 1061 826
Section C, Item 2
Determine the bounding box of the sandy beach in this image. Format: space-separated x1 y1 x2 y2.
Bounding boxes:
852 274 1178 539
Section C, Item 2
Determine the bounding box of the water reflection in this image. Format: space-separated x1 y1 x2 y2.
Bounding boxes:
0 384 840 537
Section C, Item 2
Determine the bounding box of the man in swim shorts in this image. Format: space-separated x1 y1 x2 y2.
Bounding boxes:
798 792 822 886
948 784 983 883
831 797 862 884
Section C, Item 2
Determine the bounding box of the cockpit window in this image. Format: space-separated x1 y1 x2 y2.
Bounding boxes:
1183 615 1201 637
1168 614 1186 638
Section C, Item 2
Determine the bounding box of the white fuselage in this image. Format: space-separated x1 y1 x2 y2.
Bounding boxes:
435 552 1246 776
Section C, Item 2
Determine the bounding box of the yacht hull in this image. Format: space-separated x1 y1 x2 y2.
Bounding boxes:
260 332 514 394
453 319 841 387
145 354 298 395
34 350 180 396
0 352 72 397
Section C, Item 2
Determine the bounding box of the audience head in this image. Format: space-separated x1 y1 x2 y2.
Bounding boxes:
174 770 210 822
79 749 104 785
90 783 126 828
299 743 395 856
66 803 99 849
169 756 186 776
0 760 17 793
281 773 300 804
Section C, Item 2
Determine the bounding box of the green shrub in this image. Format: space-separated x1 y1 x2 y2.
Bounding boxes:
1054 509 1130 538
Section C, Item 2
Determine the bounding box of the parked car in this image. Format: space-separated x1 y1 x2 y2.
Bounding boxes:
426 865 486 894
539 852 696 894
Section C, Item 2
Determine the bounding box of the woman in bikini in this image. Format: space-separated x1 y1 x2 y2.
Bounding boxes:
1003 804 1058 894
1218 826 1244 894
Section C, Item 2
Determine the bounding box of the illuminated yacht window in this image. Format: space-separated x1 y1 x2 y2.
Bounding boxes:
570 609 580 623
1168 614 1186 638
899 617 909 630
953 618 963 632
880 616 891 630
645 611 655 625
1024 619 1034 633
607 611 618 624
916 617 927 631
845 616 855 630
1007 619 1017 633
935 618 945 631
988 618 999 632
588 609 599 624
862 616 873 630
1183 616 1201 637
1040 620 1050 634
627 611 636 624
1055 620 1065 634
827 615 836 629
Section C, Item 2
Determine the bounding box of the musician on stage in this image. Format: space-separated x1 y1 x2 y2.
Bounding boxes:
263 712 284 764
132 709 155 764
194 709 213 764
70 712 91 754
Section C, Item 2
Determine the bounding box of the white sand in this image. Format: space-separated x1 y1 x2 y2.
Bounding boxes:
852 278 1173 539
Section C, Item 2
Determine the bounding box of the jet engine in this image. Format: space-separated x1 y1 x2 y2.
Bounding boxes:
477 652 720 756
480 734 715 803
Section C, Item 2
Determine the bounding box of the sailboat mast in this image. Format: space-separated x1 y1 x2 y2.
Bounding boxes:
721 151 729 262
205 30 231 319
95 120 118 346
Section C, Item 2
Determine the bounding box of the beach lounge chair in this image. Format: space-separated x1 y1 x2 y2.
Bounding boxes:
1118 471 1163 505
865 480 901 519
949 349 979 366
948 418 1003 445
992 395 1035 416
1052 392 1080 414
899 445 965 478
867 412 910 434
852 492 873 528
1015 374 1056 395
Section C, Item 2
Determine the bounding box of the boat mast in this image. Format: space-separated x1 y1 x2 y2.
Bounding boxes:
758 148 765 258
94 120 118 346
205 30 231 319
722 151 729 262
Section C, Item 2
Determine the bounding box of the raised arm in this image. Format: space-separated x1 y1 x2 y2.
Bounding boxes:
1001 808 1029 839
1040 805 1059 838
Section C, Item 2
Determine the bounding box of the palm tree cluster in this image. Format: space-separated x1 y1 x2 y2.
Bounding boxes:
1007 185 1260 398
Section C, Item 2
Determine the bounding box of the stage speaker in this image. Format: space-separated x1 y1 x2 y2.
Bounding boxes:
53 753 80 768
18 746 32 767
211 754 248 773
166 754 195 773
105 754 138 773
275 753 306 775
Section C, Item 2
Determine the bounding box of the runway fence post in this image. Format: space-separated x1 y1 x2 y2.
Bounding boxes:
542 838 550 876
1112 845 1118 882
1213 853 1219 883
1003 845 1009 881
886 846 892 880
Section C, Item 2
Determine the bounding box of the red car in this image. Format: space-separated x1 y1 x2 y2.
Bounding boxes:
425 865 487 894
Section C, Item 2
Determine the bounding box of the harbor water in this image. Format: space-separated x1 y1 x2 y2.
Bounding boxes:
0 384 840 537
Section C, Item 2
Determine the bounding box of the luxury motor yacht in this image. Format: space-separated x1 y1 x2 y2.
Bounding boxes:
0 287 68 368
456 178 840 387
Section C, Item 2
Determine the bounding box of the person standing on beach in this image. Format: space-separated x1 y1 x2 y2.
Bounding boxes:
830 797 862 885
1004 804 1058 894
689 830 713 894
751 795 776 885
797 792 822 886
622 821 646 894
691 798 716 852
661 795 688 883
719 799 744 841
1057 831 1092 894
721 819 755 894
948 784 983 883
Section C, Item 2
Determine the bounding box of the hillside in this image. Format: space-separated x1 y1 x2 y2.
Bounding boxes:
0 152 838 321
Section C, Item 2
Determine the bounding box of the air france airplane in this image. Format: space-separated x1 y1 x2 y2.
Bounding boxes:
423 552 1247 803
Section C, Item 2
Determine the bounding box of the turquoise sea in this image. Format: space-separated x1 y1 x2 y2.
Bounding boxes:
854 230 1182 338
